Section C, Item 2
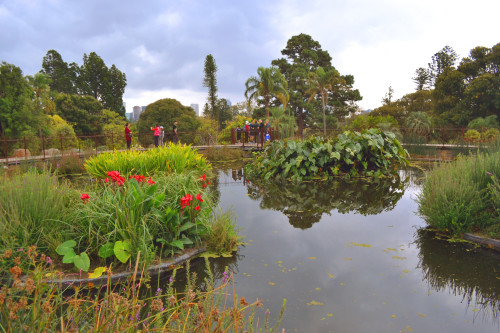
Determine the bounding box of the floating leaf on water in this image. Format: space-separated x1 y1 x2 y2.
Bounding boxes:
392 256 407 260
221 253 233 257
268 281 275 286
347 242 372 248
276 260 283 264
418 313 425 318
403 269 409 274
308 257 317 260
340 282 344 286
387 226 394 227
344 257 352 261
264 264 268 267
274 230 278 233
315 287 321 291
327 313 333 317
382 302 387 305
246 274 252 277
472 309 479 312
320 318 325 320
328 273 336 278
391 315 396 318
306 300 324 306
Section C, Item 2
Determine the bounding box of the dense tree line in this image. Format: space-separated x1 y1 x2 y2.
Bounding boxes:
0 50 127 138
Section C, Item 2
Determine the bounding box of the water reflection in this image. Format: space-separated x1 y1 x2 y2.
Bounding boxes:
415 229 500 320
245 174 408 229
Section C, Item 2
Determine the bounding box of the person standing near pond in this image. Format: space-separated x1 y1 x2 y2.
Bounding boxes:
151 124 160 147
236 125 242 143
172 120 179 144
159 126 164 146
125 123 132 150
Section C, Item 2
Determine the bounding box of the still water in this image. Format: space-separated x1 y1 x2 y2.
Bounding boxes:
169 167 500 332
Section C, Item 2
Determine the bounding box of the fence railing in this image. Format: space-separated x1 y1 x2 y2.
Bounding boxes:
1 127 496 162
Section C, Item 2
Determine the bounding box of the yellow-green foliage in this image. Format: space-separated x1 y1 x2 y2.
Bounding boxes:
84 143 211 178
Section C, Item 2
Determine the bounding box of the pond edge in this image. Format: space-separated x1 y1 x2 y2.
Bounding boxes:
45 247 206 286
463 233 500 251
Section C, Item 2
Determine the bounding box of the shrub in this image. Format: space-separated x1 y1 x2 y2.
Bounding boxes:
464 129 481 142
246 128 408 181
417 152 500 234
203 210 241 255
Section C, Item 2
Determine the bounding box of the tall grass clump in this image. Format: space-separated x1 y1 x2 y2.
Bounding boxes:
203 209 242 255
417 151 500 235
84 142 210 179
0 169 74 254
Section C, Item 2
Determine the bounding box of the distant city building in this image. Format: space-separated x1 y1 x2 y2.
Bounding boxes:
141 106 146 112
190 103 200 116
126 112 133 121
226 99 232 107
133 106 142 122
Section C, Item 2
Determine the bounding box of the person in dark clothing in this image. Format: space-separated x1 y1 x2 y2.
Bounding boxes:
125 123 132 150
236 125 242 143
172 121 179 143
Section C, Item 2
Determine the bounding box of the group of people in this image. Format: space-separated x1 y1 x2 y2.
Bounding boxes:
124 121 178 150
236 119 270 144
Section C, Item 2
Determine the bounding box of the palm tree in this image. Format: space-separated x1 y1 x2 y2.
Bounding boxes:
305 67 340 136
245 67 289 118
405 111 431 135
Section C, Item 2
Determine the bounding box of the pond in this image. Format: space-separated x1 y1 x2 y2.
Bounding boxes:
165 166 500 332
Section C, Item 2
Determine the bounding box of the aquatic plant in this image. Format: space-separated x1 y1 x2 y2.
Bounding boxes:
246 128 409 181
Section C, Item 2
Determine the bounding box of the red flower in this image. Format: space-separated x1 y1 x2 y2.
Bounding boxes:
195 194 203 202
180 194 194 209
104 178 110 184
199 174 207 181
81 193 90 204
194 205 201 211
147 178 155 185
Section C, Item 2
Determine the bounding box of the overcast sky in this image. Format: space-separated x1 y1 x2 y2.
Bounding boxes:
1 0 499 114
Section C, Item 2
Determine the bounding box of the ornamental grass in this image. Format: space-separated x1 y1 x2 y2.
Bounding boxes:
84 143 211 179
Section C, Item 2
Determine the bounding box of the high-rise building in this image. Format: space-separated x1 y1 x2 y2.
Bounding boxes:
133 106 142 122
190 103 200 116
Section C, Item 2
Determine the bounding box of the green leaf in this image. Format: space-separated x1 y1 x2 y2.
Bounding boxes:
179 222 196 232
98 243 115 259
171 240 184 250
73 253 90 272
62 250 76 264
114 240 132 263
56 240 77 256
180 236 193 245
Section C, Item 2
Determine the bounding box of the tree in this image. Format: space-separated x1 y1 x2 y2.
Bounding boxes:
405 112 431 134
26 72 54 136
428 46 458 87
272 34 361 136
412 67 431 91
305 66 340 136
202 55 218 122
0 62 33 137
137 98 200 144
41 50 77 94
381 86 394 105
244 66 289 118
54 93 105 135
77 52 127 116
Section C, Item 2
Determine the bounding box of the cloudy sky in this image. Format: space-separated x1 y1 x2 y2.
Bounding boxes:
1 0 499 114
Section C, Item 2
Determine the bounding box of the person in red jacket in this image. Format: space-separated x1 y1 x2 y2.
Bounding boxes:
151 124 160 147
125 123 132 150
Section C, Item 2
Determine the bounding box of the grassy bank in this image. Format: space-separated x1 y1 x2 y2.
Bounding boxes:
417 150 500 238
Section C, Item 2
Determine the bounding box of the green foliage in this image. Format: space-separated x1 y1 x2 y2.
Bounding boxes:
46 114 78 149
405 112 431 134
468 115 499 129
464 129 481 142
54 93 105 135
272 34 361 135
347 114 399 132
0 61 36 137
203 210 241 256
193 116 219 145
245 66 289 118
0 169 73 255
245 128 408 181
137 98 200 145
417 152 500 234
219 115 254 144
84 143 210 179
203 54 218 121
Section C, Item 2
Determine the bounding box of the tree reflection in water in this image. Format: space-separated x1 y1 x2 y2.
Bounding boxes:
415 229 500 321
245 174 408 229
